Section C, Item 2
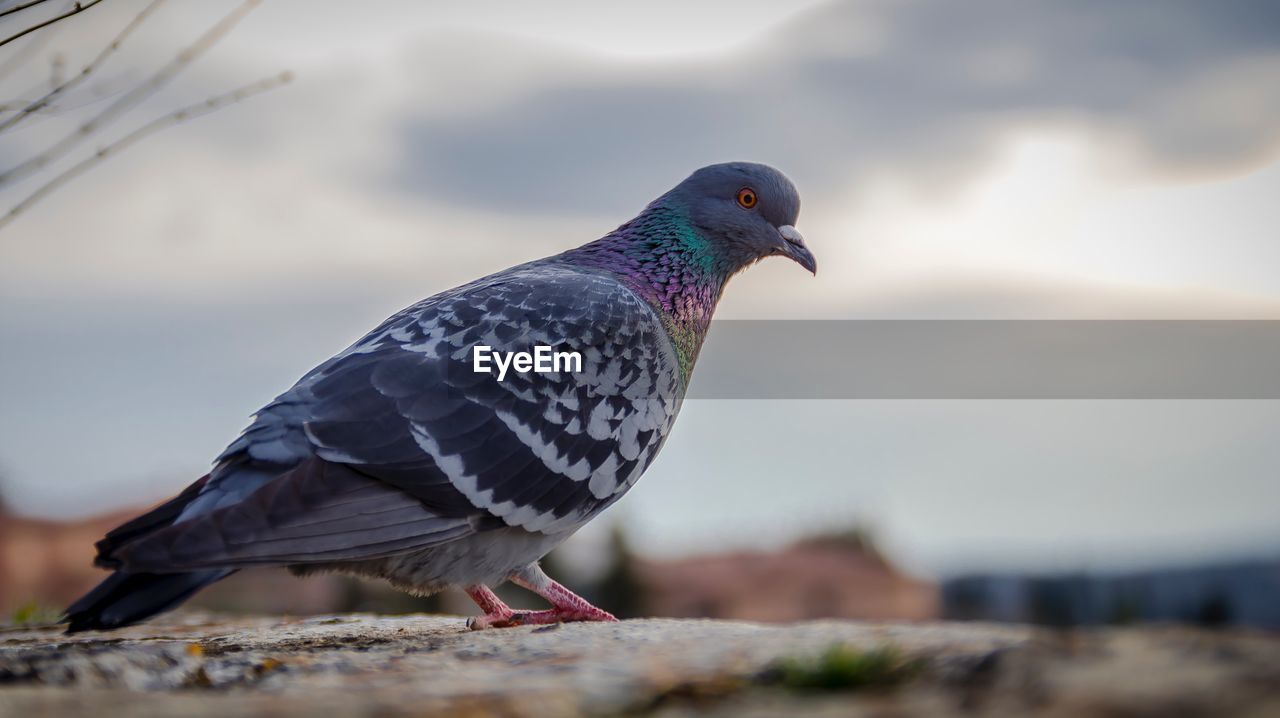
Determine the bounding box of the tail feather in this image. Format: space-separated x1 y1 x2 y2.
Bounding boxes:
94 474 210 569
64 569 234 633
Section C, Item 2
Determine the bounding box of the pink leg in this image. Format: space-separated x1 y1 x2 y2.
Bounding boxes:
465 564 618 631
464 585 514 629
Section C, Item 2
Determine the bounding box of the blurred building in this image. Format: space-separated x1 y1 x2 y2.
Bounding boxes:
632 533 940 622
943 561 1280 629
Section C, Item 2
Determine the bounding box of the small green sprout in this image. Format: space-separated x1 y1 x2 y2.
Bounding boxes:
9 601 62 626
768 644 921 692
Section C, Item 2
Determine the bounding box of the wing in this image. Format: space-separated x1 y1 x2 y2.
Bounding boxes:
293 264 685 535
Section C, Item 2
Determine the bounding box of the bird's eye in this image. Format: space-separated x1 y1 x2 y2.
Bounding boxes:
736 187 758 209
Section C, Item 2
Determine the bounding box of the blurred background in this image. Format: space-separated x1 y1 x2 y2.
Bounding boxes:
1 0 1278 629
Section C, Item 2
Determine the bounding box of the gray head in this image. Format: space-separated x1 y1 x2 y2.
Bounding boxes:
666 162 815 275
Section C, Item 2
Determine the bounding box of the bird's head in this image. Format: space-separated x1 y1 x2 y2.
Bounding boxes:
666 162 816 275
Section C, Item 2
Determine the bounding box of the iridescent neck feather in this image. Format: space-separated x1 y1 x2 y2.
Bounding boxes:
562 200 746 382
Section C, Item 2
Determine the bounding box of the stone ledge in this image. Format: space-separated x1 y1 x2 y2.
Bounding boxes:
1 613 1277 717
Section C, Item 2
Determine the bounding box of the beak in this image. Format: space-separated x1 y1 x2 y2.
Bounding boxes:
777 225 817 275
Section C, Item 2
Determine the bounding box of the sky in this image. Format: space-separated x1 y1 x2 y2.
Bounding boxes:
1 0 1278 576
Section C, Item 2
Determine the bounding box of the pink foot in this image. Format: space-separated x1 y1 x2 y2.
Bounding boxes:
463 565 619 631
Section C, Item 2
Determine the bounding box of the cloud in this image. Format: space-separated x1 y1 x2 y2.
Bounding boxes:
395 0 1280 216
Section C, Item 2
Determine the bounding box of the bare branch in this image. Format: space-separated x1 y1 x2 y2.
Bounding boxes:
0 0 56 20
0 0 262 189
0 70 293 232
0 80 137 118
0 0 167 134
0 0 108 50
0 98 63 113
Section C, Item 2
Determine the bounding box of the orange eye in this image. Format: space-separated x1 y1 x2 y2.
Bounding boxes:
736 187 758 209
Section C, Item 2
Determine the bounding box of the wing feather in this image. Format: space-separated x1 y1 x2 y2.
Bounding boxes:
113 458 474 570
287 265 685 533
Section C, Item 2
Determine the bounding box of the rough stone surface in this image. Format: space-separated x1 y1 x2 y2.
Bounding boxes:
1 613 1278 717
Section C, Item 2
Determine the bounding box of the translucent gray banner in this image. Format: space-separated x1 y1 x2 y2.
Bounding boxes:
688 321 1280 399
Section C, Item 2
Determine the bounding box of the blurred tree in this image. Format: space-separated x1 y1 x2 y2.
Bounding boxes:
1195 592 1233 628
1107 591 1143 626
1028 576 1087 628
592 523 646 619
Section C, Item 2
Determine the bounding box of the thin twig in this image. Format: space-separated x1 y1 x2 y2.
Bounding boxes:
0 0 56 20
0 0 166 134
0 0 107 50
0 70 293 232
0 0 261 189
0 9 54 84
0 98 61 112
0 80 134 118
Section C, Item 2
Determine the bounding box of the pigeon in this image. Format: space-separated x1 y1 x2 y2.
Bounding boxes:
65 162 815 632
